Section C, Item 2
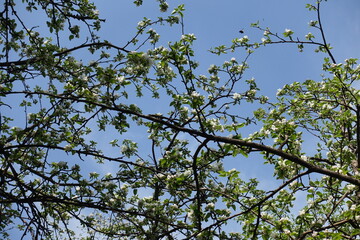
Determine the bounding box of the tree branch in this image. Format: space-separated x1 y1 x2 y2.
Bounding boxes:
316 2 336 64
0 42 129 67
6 90 360 186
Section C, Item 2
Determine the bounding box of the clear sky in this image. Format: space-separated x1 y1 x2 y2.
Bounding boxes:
93 0 360 222
5 0 360 237
94 0 360 94
89 0 360 229
90 0 360 176
9 0 360 199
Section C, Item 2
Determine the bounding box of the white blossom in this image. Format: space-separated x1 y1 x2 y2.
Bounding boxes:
156 173 165 179
121 145 129 153
58 161 67 168
212 162 223 172
232 93 241 100
285 28 292 34
223 61 230 66
199 75 207 80
187 209 195 221
171 204 178 210
346 184 356 191
332 164 341 170
206 203 215 209
322 103 332 110
210 75 219 82
116 76 125 84
240 35 249 42
271 125 277 131
183 170 192 176
290 181 297 187
80 74 88 82
247 89 257 96
138 21 146 28
278 160 286 167
191 91 200 98
309 20 317 26
279 217 289 222
228 168 237 173
181 106 189 113
261 37 269 43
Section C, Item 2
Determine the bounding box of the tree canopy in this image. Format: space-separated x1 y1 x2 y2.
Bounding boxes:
0 0 359 239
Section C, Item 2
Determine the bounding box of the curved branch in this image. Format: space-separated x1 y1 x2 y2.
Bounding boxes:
298 219 352 240
6 90 360 187
186 170 312 239
316 2 336 64
192 138 210 231
0 42 129 67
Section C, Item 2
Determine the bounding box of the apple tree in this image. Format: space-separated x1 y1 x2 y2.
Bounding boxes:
0 0 359 239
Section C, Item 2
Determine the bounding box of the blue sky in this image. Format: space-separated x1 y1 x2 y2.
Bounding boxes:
95 0 360 221
14 0 360 97
90 0 360 175
5 0 360 237
95 0 360 94
91 0 360 226
9 0 360 202
16 0 359 105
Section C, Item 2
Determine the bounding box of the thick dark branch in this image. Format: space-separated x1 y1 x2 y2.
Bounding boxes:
7 90 360 186
0 42 129 67
192 138 210 231
121 113 360 186
3 143 157 175
0 195 181 229
186 170 311 239
316 2 336 64
297 219 352 240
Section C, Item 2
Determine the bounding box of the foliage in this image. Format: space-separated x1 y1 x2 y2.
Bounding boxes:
0 0 359 239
